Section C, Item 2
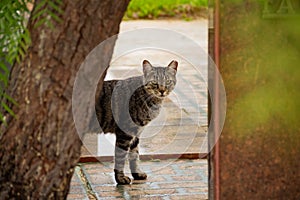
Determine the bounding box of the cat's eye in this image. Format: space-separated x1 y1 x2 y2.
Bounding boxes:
166 80 172 85
150 80 158 85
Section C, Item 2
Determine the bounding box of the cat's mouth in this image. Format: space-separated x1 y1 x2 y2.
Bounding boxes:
150 92 166 98
145 87 169 98
156 91 168 98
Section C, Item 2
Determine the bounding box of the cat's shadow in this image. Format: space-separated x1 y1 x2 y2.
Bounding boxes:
116 179 147 187
115 180 148 198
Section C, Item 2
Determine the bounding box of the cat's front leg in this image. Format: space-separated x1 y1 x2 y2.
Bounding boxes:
114 138 131 185
129 137 147 180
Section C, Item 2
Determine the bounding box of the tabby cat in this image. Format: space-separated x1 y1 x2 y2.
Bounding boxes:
96 60 178 184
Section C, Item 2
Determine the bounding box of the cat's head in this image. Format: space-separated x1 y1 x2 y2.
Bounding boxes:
142 60 178 98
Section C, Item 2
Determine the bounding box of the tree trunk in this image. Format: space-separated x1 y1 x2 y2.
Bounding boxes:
0 0 130 199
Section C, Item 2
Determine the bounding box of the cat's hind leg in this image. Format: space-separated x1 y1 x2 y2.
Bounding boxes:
129 137 147 180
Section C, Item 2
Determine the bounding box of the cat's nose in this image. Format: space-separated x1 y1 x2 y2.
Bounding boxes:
158 86 166 96
159 90 165 96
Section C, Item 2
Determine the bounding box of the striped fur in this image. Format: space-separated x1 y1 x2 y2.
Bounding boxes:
96 60 178 184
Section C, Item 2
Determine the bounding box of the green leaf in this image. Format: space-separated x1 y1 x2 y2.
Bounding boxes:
23 29 31 44
34 17 48 28
0 62 10 74
0 73 8 86
55 0 63 6
34 0 48 13
48 1 63 14
46 20 54 29
7 50 17 63
1 101 16 118
48 11 62 23
32 8 47 20
4 12 14 24
18 47 25 60
3 93 17 106
20 40 27 51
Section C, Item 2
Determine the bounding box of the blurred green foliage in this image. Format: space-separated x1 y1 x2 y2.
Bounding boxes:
218 2 300 197
124 0 207 20
220 1 300 138
0 0 31 123
0 0 62 124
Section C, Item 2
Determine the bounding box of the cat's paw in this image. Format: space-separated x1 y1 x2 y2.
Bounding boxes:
116 175 131 185
115 170 131 185
132 172 147 180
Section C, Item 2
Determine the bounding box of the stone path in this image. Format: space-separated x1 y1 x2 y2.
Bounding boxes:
67 159 208 200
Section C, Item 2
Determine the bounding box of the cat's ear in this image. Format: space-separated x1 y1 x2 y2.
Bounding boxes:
143 60 153 75
168 60 178 71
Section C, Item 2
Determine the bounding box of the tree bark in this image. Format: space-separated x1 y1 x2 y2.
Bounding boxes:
0 0 130 199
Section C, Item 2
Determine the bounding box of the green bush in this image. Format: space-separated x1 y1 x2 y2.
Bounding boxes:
125 0 207 20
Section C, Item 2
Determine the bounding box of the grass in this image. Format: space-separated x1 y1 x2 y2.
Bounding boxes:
124 0 208 20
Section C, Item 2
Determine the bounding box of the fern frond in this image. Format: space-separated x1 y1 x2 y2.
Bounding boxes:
0 0 31 121
0 0 63 123
32 0 63 28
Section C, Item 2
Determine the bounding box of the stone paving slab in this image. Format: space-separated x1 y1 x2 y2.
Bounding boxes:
67 159 208 200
